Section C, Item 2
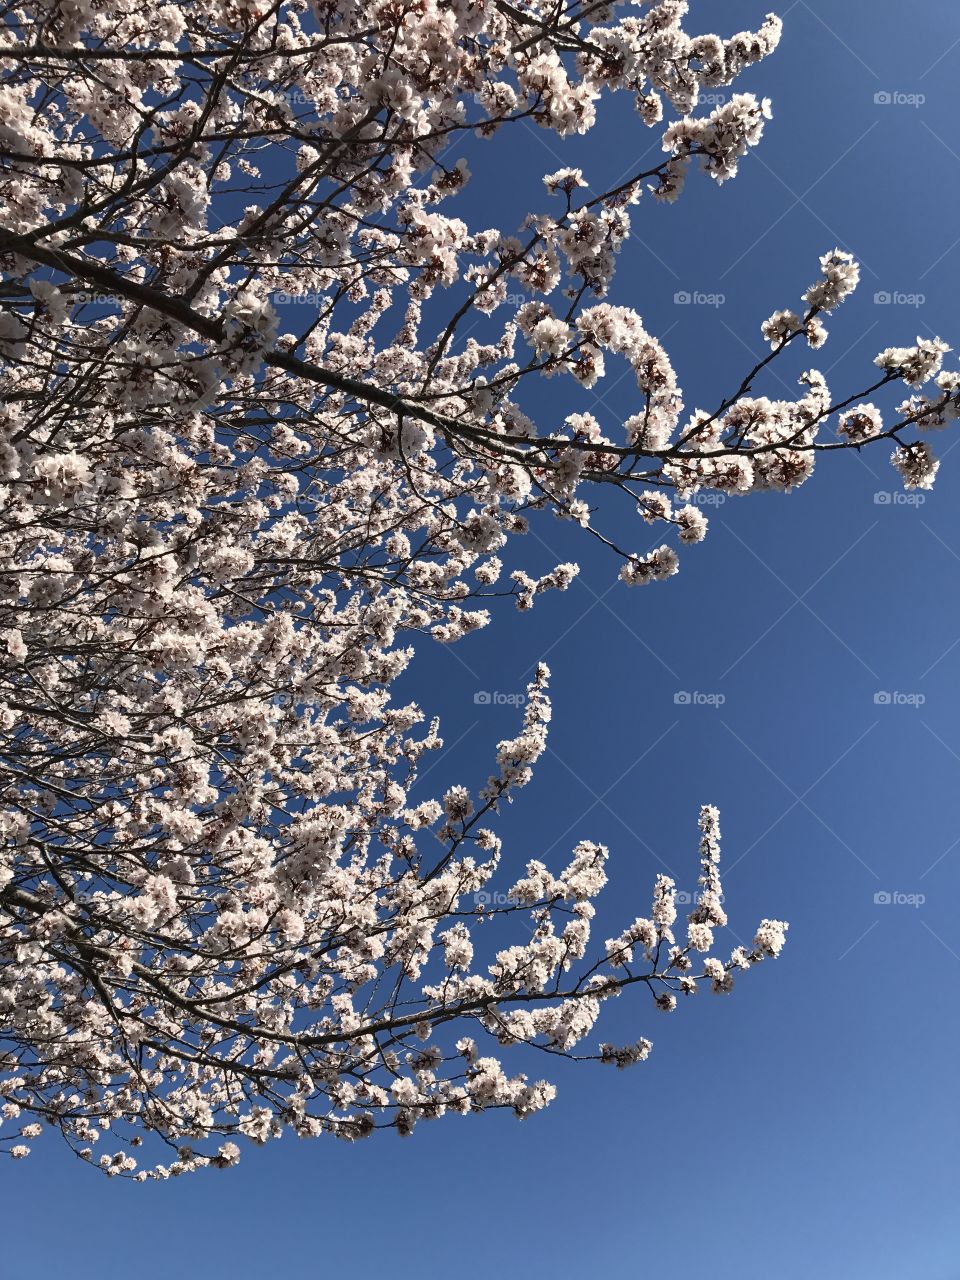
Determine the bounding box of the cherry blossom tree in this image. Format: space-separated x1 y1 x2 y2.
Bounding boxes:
0 0 954 1178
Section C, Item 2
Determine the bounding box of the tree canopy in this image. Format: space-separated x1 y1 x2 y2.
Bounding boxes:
0 0 954 1177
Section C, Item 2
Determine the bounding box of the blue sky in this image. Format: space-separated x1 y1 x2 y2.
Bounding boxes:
7 3 960 1277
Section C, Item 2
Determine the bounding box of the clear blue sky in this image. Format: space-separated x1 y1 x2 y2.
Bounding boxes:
7 3 960 1277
